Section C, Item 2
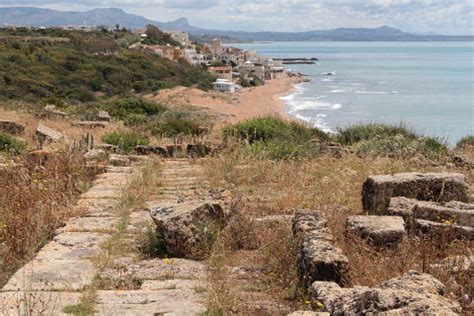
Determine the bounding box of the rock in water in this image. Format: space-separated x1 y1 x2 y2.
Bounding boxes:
362 173 469 214
292 210 348 288
346 215 406 247
0 120 25 135
148 201 230 259
312 270 461 315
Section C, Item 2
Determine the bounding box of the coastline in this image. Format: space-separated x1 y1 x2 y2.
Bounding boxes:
147 74 303 125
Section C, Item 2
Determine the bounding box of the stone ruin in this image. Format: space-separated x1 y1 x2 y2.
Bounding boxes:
291 172 472 314
362 172 469 215
312 270 461 315
148 201 233 260
0 119 25 135
359 172 472 243
292 210 348 288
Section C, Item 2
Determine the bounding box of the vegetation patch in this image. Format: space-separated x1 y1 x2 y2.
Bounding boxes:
456 135 474 149
337 124 447 159
0 28 214 102
0 132 27 155
0 151 93 286
102 130 149 154
149 109 203 139
223 117 327 160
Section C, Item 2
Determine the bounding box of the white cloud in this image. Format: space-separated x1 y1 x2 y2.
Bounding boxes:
2 0 473 34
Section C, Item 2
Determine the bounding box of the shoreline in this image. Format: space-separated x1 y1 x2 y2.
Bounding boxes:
147 74 303 126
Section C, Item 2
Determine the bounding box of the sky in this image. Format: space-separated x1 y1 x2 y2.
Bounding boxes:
2 0 474 35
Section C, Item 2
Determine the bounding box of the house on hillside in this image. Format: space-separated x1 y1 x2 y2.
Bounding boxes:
208 66 233 82
265 59 285 79
165 30 190 46
206 39 224 56
184 48 212 65
163 44 183 60
212 79 242 93
238 61 266 83
218 47 246 66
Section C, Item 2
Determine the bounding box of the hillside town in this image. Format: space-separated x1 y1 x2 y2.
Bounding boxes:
129 28 286 93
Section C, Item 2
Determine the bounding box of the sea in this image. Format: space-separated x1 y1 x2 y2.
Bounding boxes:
232 42 474 146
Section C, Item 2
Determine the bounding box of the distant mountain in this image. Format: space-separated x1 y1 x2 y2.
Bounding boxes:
1 7 472 42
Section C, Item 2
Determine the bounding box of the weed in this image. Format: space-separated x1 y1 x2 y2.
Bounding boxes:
101 130 149 154
337 123 417 145
456 135 474 149
223 117 327 160
0 132 26 155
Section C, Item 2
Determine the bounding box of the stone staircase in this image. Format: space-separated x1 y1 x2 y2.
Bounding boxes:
0 165 137 315
93 159 211 315
0 158 216 315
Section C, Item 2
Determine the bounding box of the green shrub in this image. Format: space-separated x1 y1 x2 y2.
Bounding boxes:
456 136 474 149
102 131 149 153
0 133 27 155
150 110 202 138
337 124 417 145
0 29 215 102
354 134 447 159
105 98 166 122
223 117 326 160
223 117 327 144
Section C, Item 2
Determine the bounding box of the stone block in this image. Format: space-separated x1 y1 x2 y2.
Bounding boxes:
148 201 230 259
312 270 461 315
36 124 64 143
0 120 25 134
362 173 469 214
346 215 406 247
292 210 348 288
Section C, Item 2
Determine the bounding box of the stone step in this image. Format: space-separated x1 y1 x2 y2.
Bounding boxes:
415 219 473 240
58 217 119 233
35 232 111 260
3 259 94 291
0 291 81 316
94 289 206 316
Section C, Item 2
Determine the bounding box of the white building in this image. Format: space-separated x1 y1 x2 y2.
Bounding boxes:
212 79 242 93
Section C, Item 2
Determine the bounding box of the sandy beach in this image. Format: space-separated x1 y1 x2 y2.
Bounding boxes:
146 74 302 125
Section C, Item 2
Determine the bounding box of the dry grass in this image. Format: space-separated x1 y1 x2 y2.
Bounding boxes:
0 106 123 150
0 150 94 286
202 147 474 313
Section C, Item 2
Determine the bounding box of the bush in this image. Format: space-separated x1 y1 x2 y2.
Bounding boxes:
354 134 447 159
102 131 149 153
337 124 417 145
0 133 27 155
456 136 474 149
337 124 447 160
105 98 166 122
150 110 202 138
224 117 327 144
223 117 326 160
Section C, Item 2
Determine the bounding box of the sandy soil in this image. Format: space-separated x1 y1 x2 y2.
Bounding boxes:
146 74 302 126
